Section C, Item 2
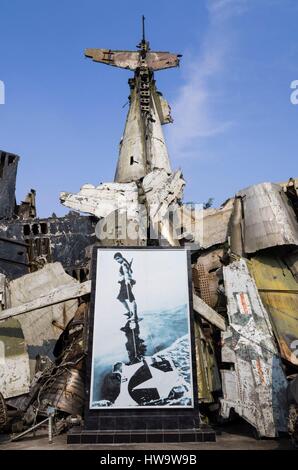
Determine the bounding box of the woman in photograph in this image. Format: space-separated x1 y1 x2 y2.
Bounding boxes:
114 252 138 320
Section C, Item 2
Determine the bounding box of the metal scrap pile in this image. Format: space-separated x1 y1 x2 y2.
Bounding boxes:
191 178 298 440
0 28 298 443
0 150 93 437
1 146 297 441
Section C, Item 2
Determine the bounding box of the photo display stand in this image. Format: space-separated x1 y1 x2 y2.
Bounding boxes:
68 247 215 444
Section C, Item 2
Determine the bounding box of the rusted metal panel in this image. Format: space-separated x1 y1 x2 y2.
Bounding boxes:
193 248 225 309
236 182 298 253
60 182 139 219
221 258 288 437
143 169 185 218
195 263 212 306
248 253 298 366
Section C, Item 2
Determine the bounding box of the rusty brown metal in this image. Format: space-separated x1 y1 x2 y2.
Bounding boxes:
196 263 212 307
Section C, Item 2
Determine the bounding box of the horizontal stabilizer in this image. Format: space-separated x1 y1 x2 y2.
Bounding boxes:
85 49 180 71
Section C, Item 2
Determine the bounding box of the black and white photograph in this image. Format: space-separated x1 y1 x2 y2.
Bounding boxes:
90 248 194 409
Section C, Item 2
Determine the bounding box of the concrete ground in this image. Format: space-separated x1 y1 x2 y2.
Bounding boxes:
0 423 295 450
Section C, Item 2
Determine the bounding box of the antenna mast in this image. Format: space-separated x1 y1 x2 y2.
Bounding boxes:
140 15 149 54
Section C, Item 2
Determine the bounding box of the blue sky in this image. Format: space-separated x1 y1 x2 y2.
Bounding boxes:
0 0 297 216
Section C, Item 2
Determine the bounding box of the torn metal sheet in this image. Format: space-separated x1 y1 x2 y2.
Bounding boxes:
17 189 36 220
235 182 298 254
248 253 298 366
60 182 147 245
0 150 19 220
189 199 234 249
0 317 30 399
0 280 91 321
143 169 185 216
143 169 185 245
221 258 288 437
60 182 139 220
7 263 79 378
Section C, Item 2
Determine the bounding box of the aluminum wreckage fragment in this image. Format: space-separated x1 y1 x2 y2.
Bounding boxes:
220 258 288 437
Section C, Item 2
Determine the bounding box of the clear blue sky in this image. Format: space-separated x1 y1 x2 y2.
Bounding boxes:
0 0 297 217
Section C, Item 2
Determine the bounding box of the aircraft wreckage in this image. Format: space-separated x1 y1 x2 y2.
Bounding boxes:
0 18 298 444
